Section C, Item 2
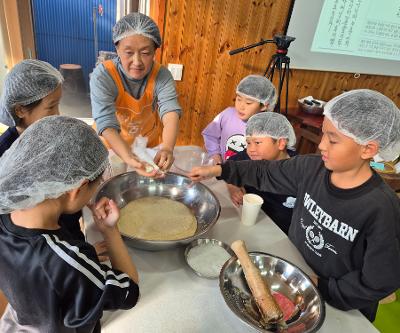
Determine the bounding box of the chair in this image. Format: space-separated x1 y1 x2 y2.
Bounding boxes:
296 127 322 154
287 109 323 155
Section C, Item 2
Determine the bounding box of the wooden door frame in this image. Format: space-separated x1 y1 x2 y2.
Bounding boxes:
149 0 166 63
0 0 35 67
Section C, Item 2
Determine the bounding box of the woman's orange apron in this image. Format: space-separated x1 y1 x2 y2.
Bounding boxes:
95 60 162 148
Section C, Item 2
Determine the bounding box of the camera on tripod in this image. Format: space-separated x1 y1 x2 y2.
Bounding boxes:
273 35 295 52
229 34 296 115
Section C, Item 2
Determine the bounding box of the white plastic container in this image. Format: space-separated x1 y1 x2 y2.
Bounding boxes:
173 146 213 175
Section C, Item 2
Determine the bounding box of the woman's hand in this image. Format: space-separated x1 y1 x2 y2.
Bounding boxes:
189 165 222 182
90 197 120 233
227 184 245 207
126 155 160 177
154 148 174 171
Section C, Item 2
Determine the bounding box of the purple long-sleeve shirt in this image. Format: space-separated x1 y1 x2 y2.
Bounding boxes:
202 107 247 161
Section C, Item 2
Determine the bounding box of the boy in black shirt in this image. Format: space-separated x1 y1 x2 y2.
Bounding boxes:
229 112 297 234
0 116 140 332
189 89 400 322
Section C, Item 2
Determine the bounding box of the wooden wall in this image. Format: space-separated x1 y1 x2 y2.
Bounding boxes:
0 0 36 67
159 0 400 146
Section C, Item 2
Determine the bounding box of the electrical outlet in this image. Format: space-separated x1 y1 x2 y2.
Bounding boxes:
167 63 183 81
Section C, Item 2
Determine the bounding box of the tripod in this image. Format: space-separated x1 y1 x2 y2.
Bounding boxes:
229 35 295 115
264 48 291 115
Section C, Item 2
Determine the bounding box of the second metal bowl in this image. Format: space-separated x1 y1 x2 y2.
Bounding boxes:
220 252 325 332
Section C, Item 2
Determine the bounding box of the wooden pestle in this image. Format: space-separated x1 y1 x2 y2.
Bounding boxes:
231 240 283 323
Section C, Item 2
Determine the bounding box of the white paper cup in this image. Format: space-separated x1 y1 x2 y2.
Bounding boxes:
241 194 264 226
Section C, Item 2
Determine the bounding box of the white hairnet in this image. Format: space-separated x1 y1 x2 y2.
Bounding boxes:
236 75 277 111
113 12 161 47
324 89 400 161
0 59 63 127
0 116 109 214
246 112 296 149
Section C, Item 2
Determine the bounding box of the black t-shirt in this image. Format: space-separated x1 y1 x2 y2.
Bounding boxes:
220 155 400 321
229 150 296 234
0 126 19 158
0 214 139 332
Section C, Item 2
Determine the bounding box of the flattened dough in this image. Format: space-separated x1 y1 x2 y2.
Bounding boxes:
118 196 197 240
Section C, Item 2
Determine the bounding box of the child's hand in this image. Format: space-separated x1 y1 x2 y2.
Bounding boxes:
188 165 222 182
90 198 120 232
211 154 222 165
227 184 245 207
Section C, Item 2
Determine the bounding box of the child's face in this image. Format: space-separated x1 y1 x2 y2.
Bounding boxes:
246 136 284 160
318 118 365 172
66 171 108 214
18 86 62 129
235 94 267 121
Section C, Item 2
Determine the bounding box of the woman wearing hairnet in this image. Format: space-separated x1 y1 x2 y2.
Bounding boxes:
0 116 140 332
90 12 181 176
0 59 63 157
202 74 276 163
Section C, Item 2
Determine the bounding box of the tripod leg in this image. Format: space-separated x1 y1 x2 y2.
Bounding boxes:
265 55 277 80
284 61 290 116
275 58 286 114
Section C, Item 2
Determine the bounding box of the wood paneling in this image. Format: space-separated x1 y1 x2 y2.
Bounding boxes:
1 0 35 66
160 0 400 146
287 69 400 110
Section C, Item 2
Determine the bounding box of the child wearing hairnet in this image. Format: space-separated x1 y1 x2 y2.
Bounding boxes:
0 59 63 157
0 116 139 332
202 74 276 163
228 112 297 234
190 89 400 322
0 60 107 257
90 12 181 177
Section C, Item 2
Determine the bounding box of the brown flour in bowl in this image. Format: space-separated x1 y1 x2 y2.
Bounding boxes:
118 196 197 240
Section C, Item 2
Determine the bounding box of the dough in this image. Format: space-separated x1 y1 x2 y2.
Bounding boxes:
118 196 197 240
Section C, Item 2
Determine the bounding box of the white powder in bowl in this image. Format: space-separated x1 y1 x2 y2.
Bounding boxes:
187 243 232 278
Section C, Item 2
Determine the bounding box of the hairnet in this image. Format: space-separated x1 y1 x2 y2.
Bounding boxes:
113 12 161 47
324 89 400 161
236 75 277 111
246 112 296 149
0 59 63 127
0 116 109 214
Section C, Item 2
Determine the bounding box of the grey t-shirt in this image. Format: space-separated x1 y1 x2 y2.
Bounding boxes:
90 57 182 135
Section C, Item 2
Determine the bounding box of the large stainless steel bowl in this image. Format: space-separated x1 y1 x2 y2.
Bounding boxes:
94 172 221 251
220 252 325 332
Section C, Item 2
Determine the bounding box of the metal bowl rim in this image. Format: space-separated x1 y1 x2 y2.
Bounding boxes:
94 171 221 245
219 251 326 333
184 238 234 279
